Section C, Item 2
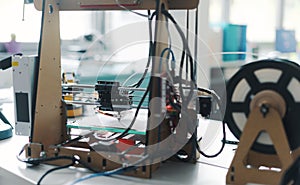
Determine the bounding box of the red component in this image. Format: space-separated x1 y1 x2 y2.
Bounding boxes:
116 139 143 155
166 105 173 111
119 139 135 146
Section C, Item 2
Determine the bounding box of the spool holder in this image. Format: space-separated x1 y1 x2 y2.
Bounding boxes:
226 103 296 185
225 59 300 185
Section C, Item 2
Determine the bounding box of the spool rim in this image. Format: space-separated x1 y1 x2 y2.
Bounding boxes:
224 59 300 154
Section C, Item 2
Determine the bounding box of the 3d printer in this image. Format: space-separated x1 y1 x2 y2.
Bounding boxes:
13 1 300 185
12 0 227 184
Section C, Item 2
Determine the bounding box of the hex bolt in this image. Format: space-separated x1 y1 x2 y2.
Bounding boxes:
260 104 269 118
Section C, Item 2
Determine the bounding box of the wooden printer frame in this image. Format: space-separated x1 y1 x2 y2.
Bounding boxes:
25 0 199 178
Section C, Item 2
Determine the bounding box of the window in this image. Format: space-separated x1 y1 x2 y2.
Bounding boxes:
0 1 93 42
283 0 300 41
230 0 276 42
209 0 223 26
60 11 93 40
0 1 41 42
209 0 278 43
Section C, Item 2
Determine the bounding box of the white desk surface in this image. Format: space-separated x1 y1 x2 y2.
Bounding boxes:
0 134 235 185
0 101 240 185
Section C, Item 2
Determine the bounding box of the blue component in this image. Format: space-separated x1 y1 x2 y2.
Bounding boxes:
222 23 247 61
276 29 297 53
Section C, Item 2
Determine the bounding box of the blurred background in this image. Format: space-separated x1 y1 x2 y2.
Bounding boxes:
0 0 299 91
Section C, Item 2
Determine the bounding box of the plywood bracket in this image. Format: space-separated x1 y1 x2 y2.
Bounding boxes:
226 106 297 185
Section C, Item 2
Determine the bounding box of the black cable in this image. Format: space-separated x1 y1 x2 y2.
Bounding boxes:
17 145 102 185
185 10 190 81
17 145 143 185
94 10 157 142
129 10 156 88
150 0 161 63
196 120 226 158
17 141 148 185
150 10 157 21
161 9 196 107
37 162 74 185
161 10 195 82
195 87 226 158
158 85 223 159
193 7 199 81
170 101 226 159
0 111 13 129
197 87 221 105
17 146 73 165
197 87 213 95
17 140 149 185
17 146 99 172
70 154 149 185
97 84 150 142
165 13 172 52
156 8 226 159
160 8 226 158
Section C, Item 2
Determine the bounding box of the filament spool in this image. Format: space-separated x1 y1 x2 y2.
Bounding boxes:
224 59 300 154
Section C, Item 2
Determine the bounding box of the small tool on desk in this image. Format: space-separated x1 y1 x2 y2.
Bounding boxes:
0 56 13 140
0 111 12 140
